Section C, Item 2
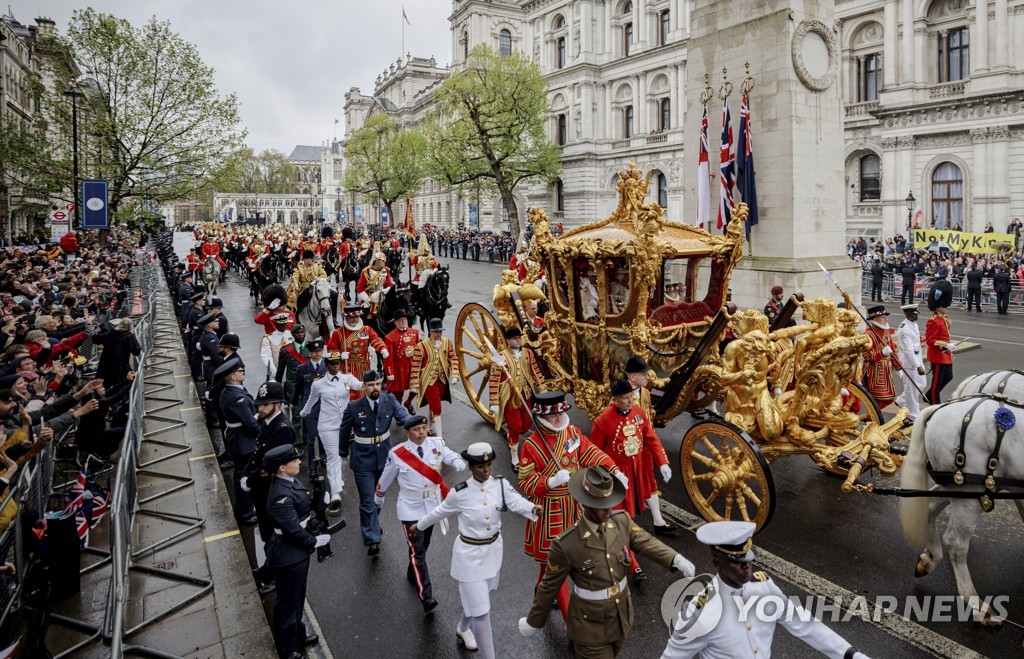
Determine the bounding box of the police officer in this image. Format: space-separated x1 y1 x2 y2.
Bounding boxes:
179 291 206 341
661 521 869 659
338 370 414 556
244 381 297 539
519 465 694 657
293 338 326 457
217 358 259 524
189 312 219 389
208 297 229 337
264 444 329 659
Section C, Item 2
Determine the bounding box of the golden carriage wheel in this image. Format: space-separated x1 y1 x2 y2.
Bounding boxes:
454 303 504 426
680 420 775 533
818 381 886 476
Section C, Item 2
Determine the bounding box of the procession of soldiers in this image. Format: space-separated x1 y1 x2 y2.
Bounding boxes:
151 216 985 659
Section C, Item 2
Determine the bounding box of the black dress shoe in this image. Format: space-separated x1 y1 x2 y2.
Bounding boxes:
257 582 276 598
217 454 234 470
422 597 438 613
367 542 381 557
238 511 258 525
286 652 303 659
653 522 678 536
303 632 319 647
632 568 648 585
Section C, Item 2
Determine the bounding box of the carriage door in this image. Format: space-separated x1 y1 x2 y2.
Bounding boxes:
573 259 605 383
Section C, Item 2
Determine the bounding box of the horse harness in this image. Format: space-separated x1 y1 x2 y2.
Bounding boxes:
972 369 1024 397
923 392 1024 512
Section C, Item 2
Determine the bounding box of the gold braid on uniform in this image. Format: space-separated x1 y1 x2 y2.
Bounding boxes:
713 537 752 558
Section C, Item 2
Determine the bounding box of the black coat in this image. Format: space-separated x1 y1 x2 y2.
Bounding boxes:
265 476 316 568
93 325 142 389
870 264 884 283
993 271 1012 293
966 269 983 291
244 411 295 481
220 385 259 455
901 266 916 285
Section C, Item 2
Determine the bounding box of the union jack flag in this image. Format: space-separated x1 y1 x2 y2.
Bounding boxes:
718 98 736 231
695 104 711 230
61 465 87 519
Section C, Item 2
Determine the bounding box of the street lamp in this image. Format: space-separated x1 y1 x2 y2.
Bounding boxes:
63 80 85 230
905 190 915 233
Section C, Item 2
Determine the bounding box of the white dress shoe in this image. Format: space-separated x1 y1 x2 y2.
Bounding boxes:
456 625 478 651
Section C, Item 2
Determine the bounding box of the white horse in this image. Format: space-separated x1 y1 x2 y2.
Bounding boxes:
953 369 1024 400
202 255 222 298
296 277 336 341
899 388 1024 625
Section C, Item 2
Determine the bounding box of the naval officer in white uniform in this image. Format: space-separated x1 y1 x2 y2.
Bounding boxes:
661 521 870 659
410 442 541 659
895 303 926 421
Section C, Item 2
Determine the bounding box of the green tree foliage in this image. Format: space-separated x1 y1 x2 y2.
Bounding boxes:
343 114 426 229
207 147 298 194
39 9 245 228
0 116 63 235
422 44 561 239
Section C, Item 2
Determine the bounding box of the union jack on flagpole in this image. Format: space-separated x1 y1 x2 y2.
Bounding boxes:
695 103 712 230
717 95 736 231
737 92 759 240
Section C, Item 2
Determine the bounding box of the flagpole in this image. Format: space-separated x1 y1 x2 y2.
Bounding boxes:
401 6 405 62
741 63 756 257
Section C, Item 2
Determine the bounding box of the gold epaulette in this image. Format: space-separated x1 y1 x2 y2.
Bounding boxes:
753 570 769 582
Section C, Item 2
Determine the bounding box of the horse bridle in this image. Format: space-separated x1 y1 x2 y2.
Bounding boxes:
423 270 448 305
305 281 333 325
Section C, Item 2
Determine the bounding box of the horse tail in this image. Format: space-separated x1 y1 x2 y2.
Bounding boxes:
899 403 939 549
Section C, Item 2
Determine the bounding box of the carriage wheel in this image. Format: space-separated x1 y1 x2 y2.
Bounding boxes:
455 303 504 426
818 381 886 476
680 420 775 533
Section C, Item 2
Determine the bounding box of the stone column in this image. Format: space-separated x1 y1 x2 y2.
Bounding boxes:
635 0 645 50
671 64 682 128
901 0 915 84
581 82 594 141
914 26 927 83
971 128 989 231
683 0 859 307
939 30 949 81
884 0 898 87
880 138 900 234
857 56 866 101
975 0 990 72
994 0 1009 69
637 73 647 134
605 4 614 61
580 1 592 62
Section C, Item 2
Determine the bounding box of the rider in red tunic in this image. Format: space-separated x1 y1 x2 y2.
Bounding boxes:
517 391 620 622
200 236 227 269
383 308 420 412
861 305 900 409
325 306 388 397
589 380 671 584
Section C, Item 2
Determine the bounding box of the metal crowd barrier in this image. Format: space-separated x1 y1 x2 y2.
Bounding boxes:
860 269 1024 314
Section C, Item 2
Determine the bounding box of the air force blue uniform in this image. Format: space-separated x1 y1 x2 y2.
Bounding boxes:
266 475 316 658
338 392 413 546
220 384 259 517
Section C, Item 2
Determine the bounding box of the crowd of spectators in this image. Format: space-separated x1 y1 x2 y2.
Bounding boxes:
0 227 142 533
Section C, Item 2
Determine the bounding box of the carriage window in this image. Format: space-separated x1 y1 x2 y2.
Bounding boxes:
550 258 569 311
649 256 715 326
574 260 600 324
605 259 629 315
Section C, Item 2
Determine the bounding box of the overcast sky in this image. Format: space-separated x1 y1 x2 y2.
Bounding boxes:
16 0 453 153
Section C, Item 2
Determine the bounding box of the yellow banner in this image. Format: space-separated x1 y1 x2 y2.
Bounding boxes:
912 229 1015 254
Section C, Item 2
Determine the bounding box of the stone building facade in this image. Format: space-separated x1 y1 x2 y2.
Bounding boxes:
337 0 1024 239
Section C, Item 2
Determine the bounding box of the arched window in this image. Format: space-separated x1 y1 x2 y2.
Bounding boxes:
859 154 880 201
622 1 633 15
624 105 634 138
931 162 963 229
557 114 567 146
657 173 668 208
555 179 565 212
557 37 566 69
499 29 512 58
462 31 469 61
555 15 566 30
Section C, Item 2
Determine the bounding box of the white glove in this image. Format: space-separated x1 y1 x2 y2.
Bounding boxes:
672 554 696 578
314 534 331 548
239 477 251 492
380 349 389 359
454 458 468 471
852 653 870 659
660 465 672 483
615 470 629 490
323 492 331 505
451 376 460 386
373 494 384 507
518 617 541 637
882 345 893 357
340 351 350 360
840 387 850 397
387 375 394 381
493 355 507 367
268 299 281 310
547 469 571 488
357 292 369 303
489 404 500 415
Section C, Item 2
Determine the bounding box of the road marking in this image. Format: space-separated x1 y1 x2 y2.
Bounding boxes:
174 373 192 378
203 529 240 543
181 406 202 411
658 500 983 659
950 334 1018 347
189 453 216 461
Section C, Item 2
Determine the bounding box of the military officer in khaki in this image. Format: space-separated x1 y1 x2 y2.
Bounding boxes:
519 465 696 658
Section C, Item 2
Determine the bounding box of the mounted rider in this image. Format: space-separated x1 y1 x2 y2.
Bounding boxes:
247 238 270 272
409 234 438 290
337 227 356 260
355 235 373 261
255 284 297 335
316 225 335 256
287 250 328 310
200 234 227 270
356 250 394 318
300 230 319 258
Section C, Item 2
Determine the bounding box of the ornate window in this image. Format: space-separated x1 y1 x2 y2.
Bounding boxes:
657 172 668 209
624 22 633 56
555 178 565 212
859 54 882 101
557 37 566 69
942 27 969 82
859 154 880 202
931 162 963 229
557 114 567 146
462 31 469 61
554 15 566 30
659 10 670 46
624 105 634 138
622 1 633 14
659 98 671 131
498 29 512 58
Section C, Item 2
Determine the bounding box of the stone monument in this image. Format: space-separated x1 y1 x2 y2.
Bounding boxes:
683 0 861 310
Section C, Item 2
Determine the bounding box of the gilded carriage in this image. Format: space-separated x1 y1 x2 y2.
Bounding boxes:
454 162 908 533
454 161 745 426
